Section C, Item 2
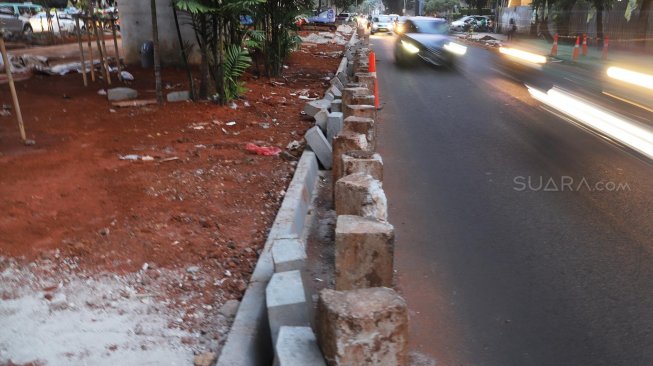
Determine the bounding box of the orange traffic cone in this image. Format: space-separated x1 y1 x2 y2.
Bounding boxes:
572 35 580 61
602 36 609 59
368 51 380 110
582 34 588 56
550 33 559 56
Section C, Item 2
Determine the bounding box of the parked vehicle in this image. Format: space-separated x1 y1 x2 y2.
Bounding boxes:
29 11 75 34
336 12 352 22
394 17 467 68
450 15 489 32
0 2 43 35
370 15 394 35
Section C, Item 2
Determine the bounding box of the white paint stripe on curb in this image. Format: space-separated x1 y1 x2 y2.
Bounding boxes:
217 151 319 366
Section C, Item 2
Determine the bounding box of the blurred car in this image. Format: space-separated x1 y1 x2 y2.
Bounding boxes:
0 2 42 35
370 15 394 35
336 12 352 21
393 16 409 35
450 15 489 32
29 11 76 33
394 17 467 68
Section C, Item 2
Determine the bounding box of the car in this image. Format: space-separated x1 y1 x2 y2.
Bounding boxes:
450 15 489 32
29 11 76 34
393 16 409 35
336 12 352 22
394 17 467 68
0 2 43 35
370 15 394 35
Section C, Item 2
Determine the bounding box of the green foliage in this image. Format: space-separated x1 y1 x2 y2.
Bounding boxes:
224 45 252 100
424 0 459 14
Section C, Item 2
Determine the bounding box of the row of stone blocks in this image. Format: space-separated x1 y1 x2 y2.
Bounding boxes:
289 27 408 365
315 34 409 366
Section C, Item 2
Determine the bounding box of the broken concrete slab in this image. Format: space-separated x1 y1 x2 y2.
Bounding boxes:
304 99 332 117
335 215 395 290
107 87 138 101
274 326 326 366
316 287 408 366
305 126 333 170
166 90 191 102
334 173 387 221
272 238 307 273
341 150 383 182
266 270 311 347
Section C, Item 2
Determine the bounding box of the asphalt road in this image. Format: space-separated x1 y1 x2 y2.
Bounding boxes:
371 34 653 366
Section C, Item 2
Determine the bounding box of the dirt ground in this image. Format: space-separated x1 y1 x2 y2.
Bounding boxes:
0 29 347 365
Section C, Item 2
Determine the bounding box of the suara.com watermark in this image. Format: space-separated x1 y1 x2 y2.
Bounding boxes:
513 176 631 192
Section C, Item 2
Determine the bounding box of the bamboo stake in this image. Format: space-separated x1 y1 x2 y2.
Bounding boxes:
92 16 111 85
110 17 122 79
75 16 88 87
0 34 26 142
99 19 111 71
85 18 96 82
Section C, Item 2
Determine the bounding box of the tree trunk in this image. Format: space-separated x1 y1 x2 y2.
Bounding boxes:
150 0 163 104
171 0 196 100
637 0 652 42
596 3 604 47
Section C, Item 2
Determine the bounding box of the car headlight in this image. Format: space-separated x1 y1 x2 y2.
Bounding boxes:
372 24 378 29
443 42 467 56
401 40 420 54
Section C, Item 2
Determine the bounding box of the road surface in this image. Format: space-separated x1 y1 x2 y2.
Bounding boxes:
371 34 653 366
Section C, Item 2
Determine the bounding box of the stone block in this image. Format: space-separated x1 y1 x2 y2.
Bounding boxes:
316 287 408 366
337 70 348 85
343 105 376 121
107 87 138 101
314 109 329 132
266 270 310 347
330 76 344 91
304 99 332 117
332 131 368 186
355 72 375 91
326 112 344 143
342 87 371 109
305 126 332 170
324 92 335 102
334 173 387 221
330 99 342 113
335 215 394 290
328 85 342 98
272 238 307 273
166 90 190 102
274 326 326 366
343 116 375 150
341 151 383 182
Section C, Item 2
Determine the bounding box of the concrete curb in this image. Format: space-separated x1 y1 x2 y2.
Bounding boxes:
217 151 319 366
218 26 359 366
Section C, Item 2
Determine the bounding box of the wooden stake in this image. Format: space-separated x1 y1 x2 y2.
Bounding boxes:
85 18 96 82
110 17 122 78
92 16 111 85
75 16 88 87
0 35 26 142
